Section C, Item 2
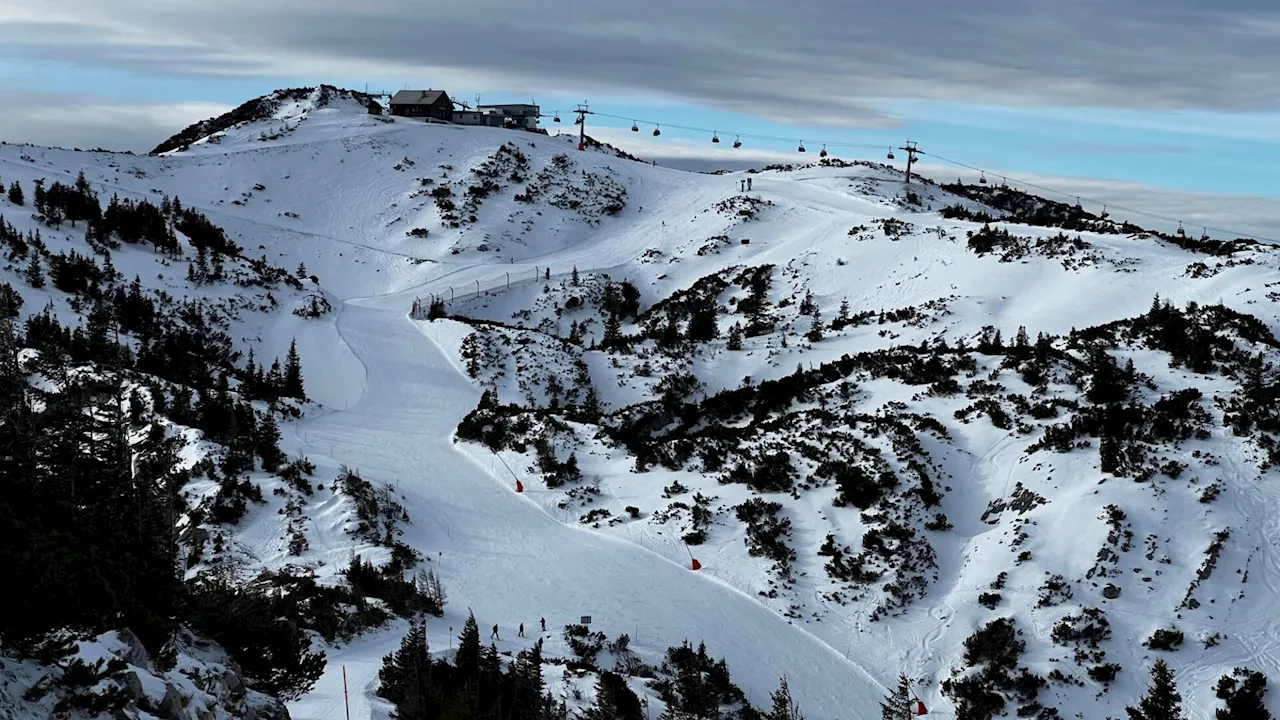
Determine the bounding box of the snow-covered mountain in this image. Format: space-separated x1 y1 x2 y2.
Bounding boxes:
3 85 1278 720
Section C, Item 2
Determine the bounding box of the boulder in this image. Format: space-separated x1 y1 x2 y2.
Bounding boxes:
156 683 187 720
1102 584 1121 599
244 691 292 720
115 629 152 670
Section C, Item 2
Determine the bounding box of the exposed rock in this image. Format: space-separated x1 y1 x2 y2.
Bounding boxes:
115 629 152 670
1 629 292 720
156 682 187 720
1102 584 1121 599
245 690 292 720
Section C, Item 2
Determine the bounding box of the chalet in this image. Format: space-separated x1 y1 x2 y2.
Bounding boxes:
477 104 540 130
366 99 383 115
389 90 453 121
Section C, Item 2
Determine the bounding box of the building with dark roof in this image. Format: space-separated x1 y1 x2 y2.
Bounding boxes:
389 90 453 121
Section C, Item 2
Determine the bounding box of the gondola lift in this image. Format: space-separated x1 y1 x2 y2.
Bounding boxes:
819 145 828 158
712 132 720 144
1177 222 1186 237
551 112 561 123
733 136 742 149
979 172 988 185
886 148 895 160
631 121 639 132
797 141 806 153
653 125 661 137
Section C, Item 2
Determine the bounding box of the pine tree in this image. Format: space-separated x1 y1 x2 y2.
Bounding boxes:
1127 659 1184 720
686 306 719 343
1087 347 1128 404
255 411 285 472
832 298 850 330
7 181 23 206
602 312 623 349
283 339 306 400
798 291 816 316
20 254 44 289
377 617 433 720
571 265 580 286
880 673 911 720
1215 667 1270 720
727 322 744 351
587 671 644 720
456 611 482 686
806 309 823 343
768 675 805 720
296 262 307 278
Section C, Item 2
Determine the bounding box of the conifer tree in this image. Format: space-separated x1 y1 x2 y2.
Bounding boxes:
832 298 850 330
602 312 623 349
571 265 580 286
284 339 306 400
1126 659 1184 720
255 411 285 472
726 322 743 351
23 255 44 288
377 616 433 720
587 671 644 720
880 673 911 720
768 675 805 720
7 180 23 206
686 306 719 343
456 611 482 685
806 309 823 343
1215 667 1270 720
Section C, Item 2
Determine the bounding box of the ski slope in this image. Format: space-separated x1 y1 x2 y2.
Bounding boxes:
283 295 889 720
6 86 1280 718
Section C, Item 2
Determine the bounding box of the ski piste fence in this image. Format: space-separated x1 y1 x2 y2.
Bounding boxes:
409 263 605 320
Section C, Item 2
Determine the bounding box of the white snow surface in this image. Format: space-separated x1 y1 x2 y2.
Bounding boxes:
4 88 1280 719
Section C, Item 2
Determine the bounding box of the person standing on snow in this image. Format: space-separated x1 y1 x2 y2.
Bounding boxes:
491 624 500 640
540 617 546 632
747 177 753 191
518 623 525 638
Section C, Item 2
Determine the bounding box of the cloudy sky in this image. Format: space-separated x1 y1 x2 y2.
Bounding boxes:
1 0 1277 236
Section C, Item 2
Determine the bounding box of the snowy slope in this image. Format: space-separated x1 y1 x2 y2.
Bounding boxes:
5 86 1280 719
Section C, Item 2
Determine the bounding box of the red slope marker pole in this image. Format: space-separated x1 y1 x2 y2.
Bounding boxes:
683 543 701 571
343 665 351 720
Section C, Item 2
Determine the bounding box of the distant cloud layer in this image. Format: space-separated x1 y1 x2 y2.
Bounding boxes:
1 0 1278 127
0 86 229 152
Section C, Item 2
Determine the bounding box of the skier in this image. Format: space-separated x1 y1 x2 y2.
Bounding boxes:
540 617 546 632
491 624 500 640
519 623 525 638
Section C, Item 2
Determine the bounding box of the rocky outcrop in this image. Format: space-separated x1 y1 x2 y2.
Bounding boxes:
0 628 293 719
